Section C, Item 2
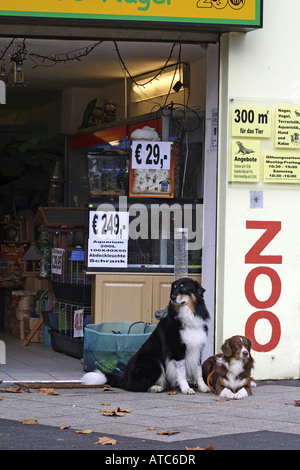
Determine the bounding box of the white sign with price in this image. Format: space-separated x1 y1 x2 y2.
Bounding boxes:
73 309 84 338
51 248 65 275
89 211 129 241
88 211 129 268
132 141 171 170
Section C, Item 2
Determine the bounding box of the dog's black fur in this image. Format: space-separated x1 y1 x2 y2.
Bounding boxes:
81 277 210 394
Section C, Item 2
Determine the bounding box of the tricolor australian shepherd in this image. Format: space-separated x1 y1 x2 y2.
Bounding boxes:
81 278 210 394
202 335 256 399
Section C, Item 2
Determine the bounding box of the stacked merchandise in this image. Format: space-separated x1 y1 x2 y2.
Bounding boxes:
43 245 91 358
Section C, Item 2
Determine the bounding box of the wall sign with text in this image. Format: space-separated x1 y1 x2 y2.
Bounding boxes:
230 101 300 184
230 139 260 182
275 106 300 149
0 0 263 27
263 154 300 183
231 106 272 139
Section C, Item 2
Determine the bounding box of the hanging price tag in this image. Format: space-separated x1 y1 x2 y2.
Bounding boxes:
74 309 84 338
51 248 64 275
132 141 171 170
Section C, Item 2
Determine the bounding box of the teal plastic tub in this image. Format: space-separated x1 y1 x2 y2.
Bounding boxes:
83 321 156 374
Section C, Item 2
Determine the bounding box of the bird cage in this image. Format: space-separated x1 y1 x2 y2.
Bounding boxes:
51 246 91 304
51 246 90 285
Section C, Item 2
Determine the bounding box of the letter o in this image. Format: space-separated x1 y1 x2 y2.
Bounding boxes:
245 266 281 309
245 311 281 352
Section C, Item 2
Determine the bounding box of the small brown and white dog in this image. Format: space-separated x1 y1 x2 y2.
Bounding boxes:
202 335 256 399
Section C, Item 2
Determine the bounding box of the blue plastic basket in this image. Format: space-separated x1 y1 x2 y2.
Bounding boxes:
83 321 156 374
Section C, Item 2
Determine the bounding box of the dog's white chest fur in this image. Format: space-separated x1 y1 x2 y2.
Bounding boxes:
219 358 246 392
178 306 207 374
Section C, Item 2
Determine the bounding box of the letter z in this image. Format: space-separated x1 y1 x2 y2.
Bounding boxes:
245 221 282 264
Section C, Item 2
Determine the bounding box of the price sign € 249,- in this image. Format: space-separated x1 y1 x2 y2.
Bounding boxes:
90 211 129 240
132 141 171 169
88 211 129 268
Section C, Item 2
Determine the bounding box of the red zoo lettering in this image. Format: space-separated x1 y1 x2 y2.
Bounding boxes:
245 221 282 353
245 267 281 309
245 221 282 265
245 311 281 353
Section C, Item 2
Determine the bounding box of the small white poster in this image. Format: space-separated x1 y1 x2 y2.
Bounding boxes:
131 141 171 170
88 211 129 268
88 239 128 268
51 248 65 275
73 309 84 338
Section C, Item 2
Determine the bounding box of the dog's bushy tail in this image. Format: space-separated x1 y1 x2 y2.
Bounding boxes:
81 369 123 388
81 370 107 385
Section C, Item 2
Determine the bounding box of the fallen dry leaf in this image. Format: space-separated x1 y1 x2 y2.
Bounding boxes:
95 436 117 446
102 410 124 417
213 397 230 402
37 388 60 395
6 386 27 393
157 429 180 436
168 391 178 395
59 425 71 430
100 406 132 417
294 400 300 407
185 443 215 450
22 419 38 425
101 402 111 406
75 429 93 434
148 426 157 430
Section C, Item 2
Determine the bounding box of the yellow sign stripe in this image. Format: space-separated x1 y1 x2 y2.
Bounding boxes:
0 0 262 25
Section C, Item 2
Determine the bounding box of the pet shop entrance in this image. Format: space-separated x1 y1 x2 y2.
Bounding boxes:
0 30 221 377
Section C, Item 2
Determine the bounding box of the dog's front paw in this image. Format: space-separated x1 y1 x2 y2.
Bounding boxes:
234 387 248 400
182 387 195 395
148 385 164 393
219 388 235 399
198 383 210 393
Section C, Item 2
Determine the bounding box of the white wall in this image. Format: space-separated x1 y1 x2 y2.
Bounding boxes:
217 0 300 379
61 82 126 134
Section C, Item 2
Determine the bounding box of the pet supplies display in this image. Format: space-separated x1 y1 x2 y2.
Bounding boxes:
88 149 129 196
83 321 156 374
42 300 91 358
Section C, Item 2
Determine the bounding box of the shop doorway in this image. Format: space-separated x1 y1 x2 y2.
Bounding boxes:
0 36 219 378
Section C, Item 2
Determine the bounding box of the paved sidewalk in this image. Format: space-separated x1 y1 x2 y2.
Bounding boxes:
0 332 299 450
0 380 299 450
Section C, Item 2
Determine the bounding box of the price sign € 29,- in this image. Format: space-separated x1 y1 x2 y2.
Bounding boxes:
132 141 171 170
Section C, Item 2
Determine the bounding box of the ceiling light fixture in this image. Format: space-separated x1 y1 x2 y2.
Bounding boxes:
130 64 189 103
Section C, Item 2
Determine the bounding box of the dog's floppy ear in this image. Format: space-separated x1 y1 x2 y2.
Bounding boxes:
195 281 205 298
244 336 252 351
221 339 231 357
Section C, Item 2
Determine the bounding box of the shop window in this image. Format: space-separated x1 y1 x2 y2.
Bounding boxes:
66 110 204 273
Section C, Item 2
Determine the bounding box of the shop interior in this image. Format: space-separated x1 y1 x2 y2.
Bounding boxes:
0 36 213 379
